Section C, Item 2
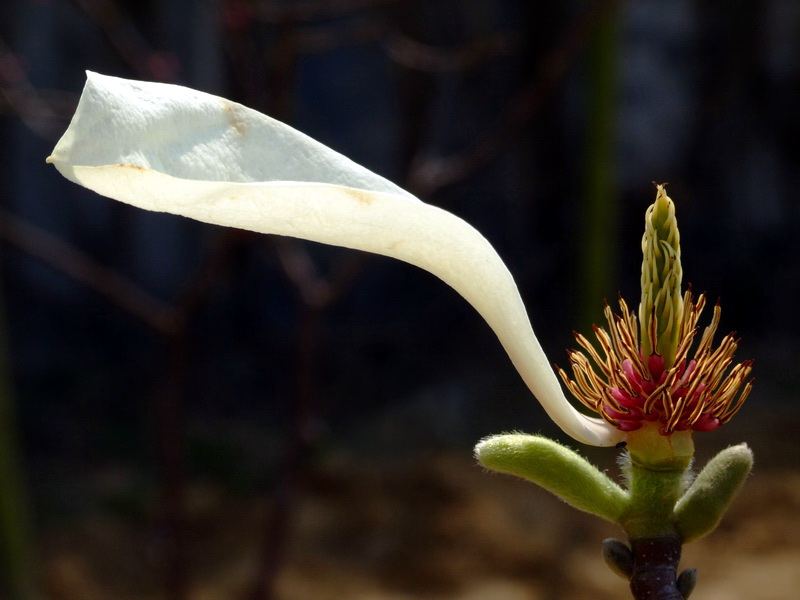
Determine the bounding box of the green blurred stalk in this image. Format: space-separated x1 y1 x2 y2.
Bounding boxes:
577 4 620 330
0 280 35 600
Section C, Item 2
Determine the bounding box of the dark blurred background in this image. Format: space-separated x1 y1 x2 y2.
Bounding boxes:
1 1 800 599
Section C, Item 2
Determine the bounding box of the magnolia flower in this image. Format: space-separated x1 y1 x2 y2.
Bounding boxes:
47 72 625 447
557 186 753 436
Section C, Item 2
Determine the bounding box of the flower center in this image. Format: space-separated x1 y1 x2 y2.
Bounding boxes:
557 293 753 435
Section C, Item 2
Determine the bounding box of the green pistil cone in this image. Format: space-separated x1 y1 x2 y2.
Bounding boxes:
639 184 683 367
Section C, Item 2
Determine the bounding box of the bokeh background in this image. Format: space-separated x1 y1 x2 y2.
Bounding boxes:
2 0 800 598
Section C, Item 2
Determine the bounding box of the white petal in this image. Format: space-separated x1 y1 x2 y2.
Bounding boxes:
47 72 623 446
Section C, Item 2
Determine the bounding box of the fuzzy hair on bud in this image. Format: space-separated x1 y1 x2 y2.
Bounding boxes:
674 443 753 543
475 433 629 523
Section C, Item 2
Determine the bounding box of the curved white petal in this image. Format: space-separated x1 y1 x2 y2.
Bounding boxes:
47 72 622 446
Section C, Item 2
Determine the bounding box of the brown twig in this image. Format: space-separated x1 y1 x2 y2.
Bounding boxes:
282 18 387 54
71 0 178 80
385 31 521 73
152 334 190 600
172 230 246 315
0 36 72 140
0 208 180 335
250 0 398 23
629 536 685 600
272 239 367 309
0 207 254 600
244 299 320 600
245 239 366 600
404 0 623 196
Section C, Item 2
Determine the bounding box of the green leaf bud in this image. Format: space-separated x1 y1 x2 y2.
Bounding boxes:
475 433 629 523
674 443 753 543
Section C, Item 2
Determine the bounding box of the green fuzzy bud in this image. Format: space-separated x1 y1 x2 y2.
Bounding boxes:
475 434 629 524
639 184 683 366
674 443 753 543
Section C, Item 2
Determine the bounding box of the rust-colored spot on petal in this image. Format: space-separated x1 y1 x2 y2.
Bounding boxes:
220 98 247 135
346 188 375 205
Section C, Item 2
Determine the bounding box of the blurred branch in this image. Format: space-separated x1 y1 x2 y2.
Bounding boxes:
274 18 521 67
246 239 366 600
151 334 189 600
233 13 519 69
405 0 623 196
171 230 245 316
385 31 520 73
71 0 179 80
577 3 621 329
285 17 386 53
0 209 179 335
0 37 72 140
149 230 254 600
250 0 398 23
273 238 366 309
0 277 35 600
244 297 319 600
0 209 252 600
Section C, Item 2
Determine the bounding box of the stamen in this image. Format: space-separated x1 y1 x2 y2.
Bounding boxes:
558 294 752 435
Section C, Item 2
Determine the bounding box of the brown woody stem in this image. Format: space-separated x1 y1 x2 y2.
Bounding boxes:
629 535 684 600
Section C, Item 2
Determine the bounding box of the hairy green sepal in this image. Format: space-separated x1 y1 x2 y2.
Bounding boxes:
674 443 753 543
475 433 628 524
